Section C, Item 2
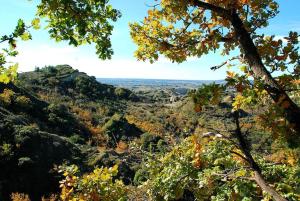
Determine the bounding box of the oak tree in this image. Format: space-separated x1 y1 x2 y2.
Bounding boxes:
130 0 300 134
0 0 120 83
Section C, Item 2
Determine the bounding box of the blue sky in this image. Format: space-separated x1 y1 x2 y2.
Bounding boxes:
0 0 300 80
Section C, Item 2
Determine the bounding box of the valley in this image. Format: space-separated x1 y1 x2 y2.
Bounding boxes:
0 65 299 201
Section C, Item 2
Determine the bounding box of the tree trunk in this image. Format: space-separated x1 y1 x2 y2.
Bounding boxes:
253 171 287 201
230 11 300 134
232 111 287 201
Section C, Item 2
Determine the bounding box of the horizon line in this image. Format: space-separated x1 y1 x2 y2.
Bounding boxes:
96 77 225 81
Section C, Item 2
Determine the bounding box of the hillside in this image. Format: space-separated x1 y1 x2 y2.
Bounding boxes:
0 82 86 200
0 65 207 199
18 65 137 102
0 65 299 201
0 65 143 199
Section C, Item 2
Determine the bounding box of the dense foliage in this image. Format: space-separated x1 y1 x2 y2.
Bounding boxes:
130 0 300 136
58 164 127 201
1 0 120 84
137 135 300 201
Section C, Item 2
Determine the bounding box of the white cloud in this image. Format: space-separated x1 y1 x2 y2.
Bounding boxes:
10 42 227 80
12 44 79 71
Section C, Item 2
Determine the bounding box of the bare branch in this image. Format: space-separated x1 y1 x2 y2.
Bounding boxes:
213 173 255 181
230 150 249 162
211 56 240 71
144 3 160 9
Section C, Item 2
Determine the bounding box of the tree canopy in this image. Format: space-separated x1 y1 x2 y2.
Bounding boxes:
130 0 300 135
0 0 120 83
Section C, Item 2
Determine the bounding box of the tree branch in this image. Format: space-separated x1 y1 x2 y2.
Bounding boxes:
211 56 240 71
230 150 249 162
190 0 231 18
232 111 287 201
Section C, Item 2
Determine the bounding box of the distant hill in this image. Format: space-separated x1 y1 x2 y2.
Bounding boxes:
19 65 138 101
97 78 225 90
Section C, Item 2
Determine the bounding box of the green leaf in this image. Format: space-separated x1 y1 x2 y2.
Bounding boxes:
21 32 32 41
31 18 41 30
14 19 26 36
239 65 247 73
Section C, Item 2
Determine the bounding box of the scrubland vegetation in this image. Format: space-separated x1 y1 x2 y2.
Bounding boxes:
0 65 299 201
1 0 300 200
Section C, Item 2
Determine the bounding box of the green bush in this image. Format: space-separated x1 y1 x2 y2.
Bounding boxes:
0 143 13 157
69 134 85 144
133 168 149 186
140 132 164 152
102 114 142 147
58 164 127 201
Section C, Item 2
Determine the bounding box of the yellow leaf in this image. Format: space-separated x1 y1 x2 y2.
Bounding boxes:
235 169 247 177
100 172 111 181
31 18 41 30
227 71 236 78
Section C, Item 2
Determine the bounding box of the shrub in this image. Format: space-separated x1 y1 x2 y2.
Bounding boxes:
102 114 142 147
157 139 167 153
69 134 85 144
58 164 127 201
1 143 13 156
11 193 30 201
46 103 77 135
114 87 128 98
0 89 15 106
133 169 149 186
15 95 32 109
114 87 133 99
140 132 163 152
